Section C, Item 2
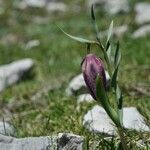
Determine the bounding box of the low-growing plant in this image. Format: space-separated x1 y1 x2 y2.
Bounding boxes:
60 5 128 150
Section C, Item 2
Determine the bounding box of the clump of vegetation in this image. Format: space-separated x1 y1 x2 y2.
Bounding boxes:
0 0 149 149
60 3 150 149
61 4 129 149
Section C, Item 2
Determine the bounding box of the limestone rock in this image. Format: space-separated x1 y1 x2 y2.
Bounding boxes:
0 121 14 136
83 105 116 136
77 94 94 104
123 107 149 131
46 2 67 12
25 39 40 50
66 74 86 96
57 133 85 150
0 133 85 150
0 134 57 150
87 0 130 15
99 25 128 39
17 0 46 9
132 24 150 38
83 105 150 136
135 3 150 25
17 0 67 12
0 59 34 92
66 71 110 96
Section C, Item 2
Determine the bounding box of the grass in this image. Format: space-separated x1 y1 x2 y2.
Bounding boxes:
0 0 150 149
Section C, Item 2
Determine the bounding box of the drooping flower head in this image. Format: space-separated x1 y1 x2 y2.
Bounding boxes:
81 54 106 100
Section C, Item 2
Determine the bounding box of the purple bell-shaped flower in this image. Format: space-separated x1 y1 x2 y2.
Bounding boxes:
81 54 106 100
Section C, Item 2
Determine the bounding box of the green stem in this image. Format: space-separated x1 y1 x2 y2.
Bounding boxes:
103 104 121 127
96 43 112 77
96 76 121 127
118 127 128 150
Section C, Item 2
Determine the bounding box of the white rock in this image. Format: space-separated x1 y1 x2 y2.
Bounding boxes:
135 3 150 25
66 74 86 96
17 0 67 12
66 71 110 96
77 94 94 104
83 105 150 136
46 2 67 12
83 105 116 136
0 121 14 135
106 0 130 15
87 0 130 15
99 25 128 38
18 0 46 9
123 107 149 131
0 134 57 150
0 59 34 92
0 133 85 150
57 133 85 150
25 39 40 50
132 24 150 38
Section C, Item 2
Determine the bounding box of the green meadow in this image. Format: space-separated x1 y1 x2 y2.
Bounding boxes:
0 0 149 149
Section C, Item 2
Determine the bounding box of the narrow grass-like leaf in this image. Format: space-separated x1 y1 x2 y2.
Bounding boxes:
111 42 121 88
116 85 123 125
106 41 110 51
111 65 119 89
106 21 113 47
91 4 95 20
58 26 97 44
91 4 101 44
116 85 123 109
114 41 121 67
106 43 111 62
